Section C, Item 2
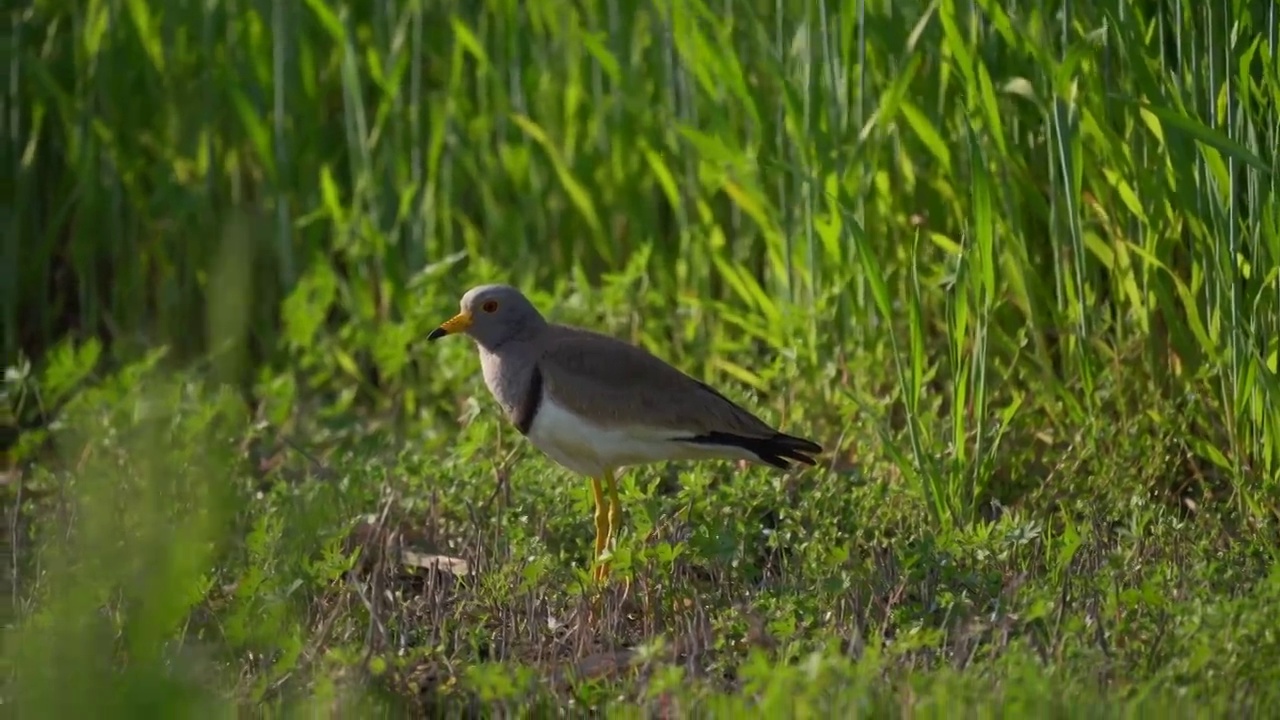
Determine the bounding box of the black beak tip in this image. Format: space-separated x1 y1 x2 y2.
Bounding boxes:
427 327 447 341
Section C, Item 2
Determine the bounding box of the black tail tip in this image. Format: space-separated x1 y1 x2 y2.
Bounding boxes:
766 433 823 469
683 431 824 471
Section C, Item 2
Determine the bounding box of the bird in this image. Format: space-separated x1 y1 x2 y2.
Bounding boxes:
426 283 824 582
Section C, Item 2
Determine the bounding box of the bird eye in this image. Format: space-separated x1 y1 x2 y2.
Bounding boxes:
481 300 499 313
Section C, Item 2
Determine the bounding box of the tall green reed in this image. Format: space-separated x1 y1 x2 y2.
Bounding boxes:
4 0 1278 523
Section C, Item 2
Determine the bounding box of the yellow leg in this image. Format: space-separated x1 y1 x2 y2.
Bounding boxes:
590 468 624 583
604 468 623 551
589 469 623 583
590 475 608 581
606 468 636 597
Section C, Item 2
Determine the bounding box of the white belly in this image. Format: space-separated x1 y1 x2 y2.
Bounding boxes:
525 396 755 477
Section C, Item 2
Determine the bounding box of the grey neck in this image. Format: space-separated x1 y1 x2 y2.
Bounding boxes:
477 320 544 353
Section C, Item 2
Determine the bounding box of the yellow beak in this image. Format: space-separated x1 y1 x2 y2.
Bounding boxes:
427 311 473 340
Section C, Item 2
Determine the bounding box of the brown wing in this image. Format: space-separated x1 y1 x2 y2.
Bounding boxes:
534 325 779 438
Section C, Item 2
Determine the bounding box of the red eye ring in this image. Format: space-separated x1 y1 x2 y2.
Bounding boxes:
481 300 499 313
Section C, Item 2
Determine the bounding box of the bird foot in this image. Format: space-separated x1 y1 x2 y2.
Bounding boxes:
583 566 633 628
589 554 631 594
592 562 611 583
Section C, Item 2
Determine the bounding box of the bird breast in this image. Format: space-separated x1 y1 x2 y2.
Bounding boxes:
479 348 532 423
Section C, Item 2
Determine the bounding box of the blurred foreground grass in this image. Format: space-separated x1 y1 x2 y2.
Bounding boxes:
4 0 1280 715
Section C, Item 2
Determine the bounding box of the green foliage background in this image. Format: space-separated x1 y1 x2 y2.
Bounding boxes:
3 0 1280 714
